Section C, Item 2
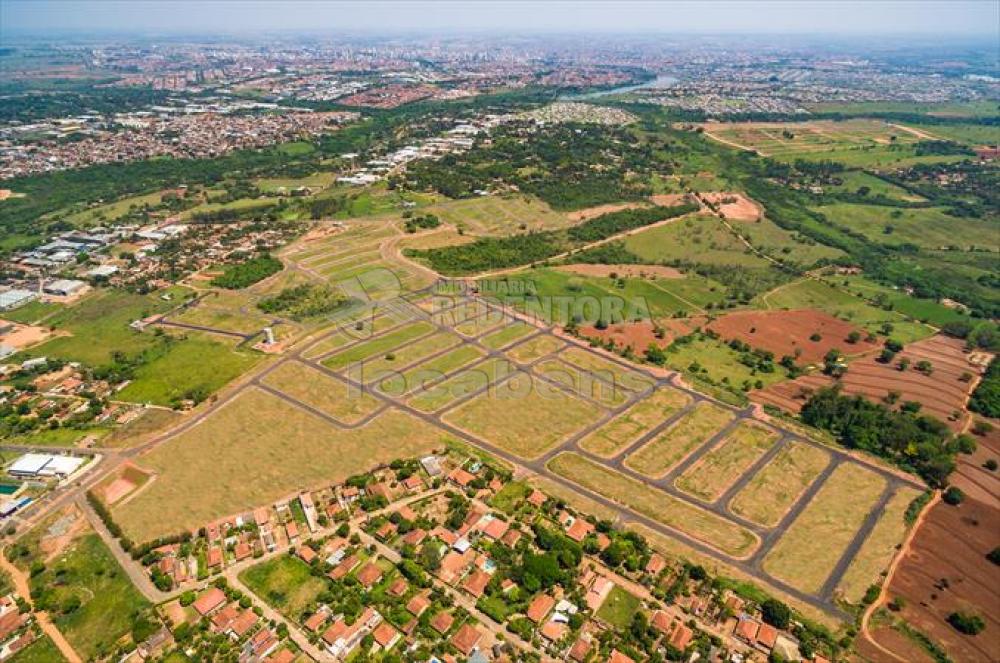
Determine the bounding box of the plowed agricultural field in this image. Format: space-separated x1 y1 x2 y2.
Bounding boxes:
752 334 988 429
874 424 1000 663
580 317 704 352
706 308 879 364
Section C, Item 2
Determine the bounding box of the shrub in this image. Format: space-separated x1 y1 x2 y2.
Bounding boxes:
948 611 985 635
942 486 964 505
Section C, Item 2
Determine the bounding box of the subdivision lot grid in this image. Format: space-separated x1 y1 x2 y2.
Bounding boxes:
235 290 926 617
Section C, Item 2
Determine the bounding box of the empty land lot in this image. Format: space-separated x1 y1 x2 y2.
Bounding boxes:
579 387 692 457
729 440 831 527
548 452 759 558
442 376 604 459
115 388 447 542
674 421 780 502
261 361 383 424
625 401 734 478
762 463 887 594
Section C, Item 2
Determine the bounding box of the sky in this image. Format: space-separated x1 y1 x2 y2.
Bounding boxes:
2 0 998 36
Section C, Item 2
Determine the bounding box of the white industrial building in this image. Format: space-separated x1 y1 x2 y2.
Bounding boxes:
43 279 86 297
0 289 38 311
8 453 85 478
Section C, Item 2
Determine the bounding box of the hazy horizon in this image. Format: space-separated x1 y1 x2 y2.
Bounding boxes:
3 0 998 38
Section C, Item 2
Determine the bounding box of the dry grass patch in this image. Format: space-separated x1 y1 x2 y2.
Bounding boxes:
261 361 382 424
443 377 603 459
729 441 831 527
390 345 487 396
628 523 840 629
480 321 535 349
507 335 565 363
406 357 513 413
114 388 447 542
454 314 508 338
763 463 887 594
321 321 435 370
549 453 759 558
358 331 462 381
533 359 631 407
625 401 734 478
836 486 921 604
675 421 779 502
559 347 655 392
579 388 692 457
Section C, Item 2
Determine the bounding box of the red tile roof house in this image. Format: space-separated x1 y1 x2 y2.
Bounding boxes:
210 604 240 633
480 516 509 541
463 570 490 598
303 611 327 633
645 553 667 576
756 623 778 650
297 546 317 564
430 610 455 634
206 546 224 568
227 609 258 639
246 627 280 660
406 591 431 617
565 517 595 542
322 607 382 659
356 561 384 589
609 649 636 663
735 617 761 643
450 623 484 656
526 593 556 624
448 468 476 488
372 621 401 651
568 636 592 662
670 623 694 651
193 587 227 616
328 553 361 580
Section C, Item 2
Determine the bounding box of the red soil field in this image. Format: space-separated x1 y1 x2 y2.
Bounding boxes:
701 192 762 221
752 334 990 431
707 308 879 364
580 317 704 352
876 427 1000 663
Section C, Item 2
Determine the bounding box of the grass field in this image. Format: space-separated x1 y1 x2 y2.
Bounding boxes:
28 532 150 660
239 555 326 620
172 295 274 335
814 203 998 251
261 361 383 424
405 357 512 413
8 636 67 663
824 171 924 203
0 300 63 325
507 334 565 363
831 274 971 327
595 585 641 629
624 215 772 268
116 335 260 406
394 344 487 396
558 347 655 392
738 215 846 267
729 441 831 527
533 359 630 407
663 335 791 391
426 194 573 235
836 486 921 604
479 321 535 349
674 422 779 502
321 321 435 371
703 120 921 158
114 388 447 542
2 426 109 448
625 401 734 478
548 452 759 557
358 331 461 379
579 387 691 457
756 278 934 343
763 463 887 594
20 289 183 366
442 376 604 459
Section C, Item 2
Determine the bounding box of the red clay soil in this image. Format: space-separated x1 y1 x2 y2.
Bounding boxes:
752 334 989 431
707 308 879 365
858 625 936 663
580 317 705 352
867 423 999 663
701 192 762 221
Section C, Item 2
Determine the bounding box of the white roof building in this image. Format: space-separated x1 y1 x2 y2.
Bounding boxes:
8 453 85 478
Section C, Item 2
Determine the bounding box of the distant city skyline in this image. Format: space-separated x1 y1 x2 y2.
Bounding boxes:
2 0 998 37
